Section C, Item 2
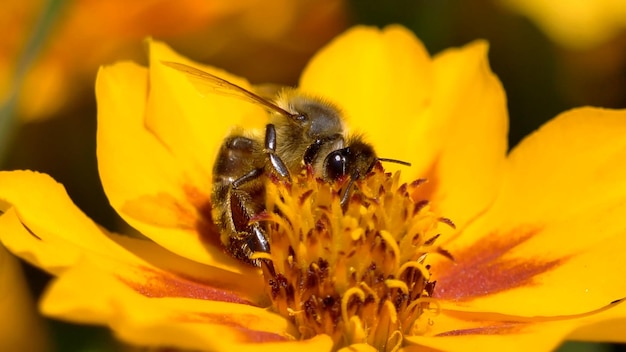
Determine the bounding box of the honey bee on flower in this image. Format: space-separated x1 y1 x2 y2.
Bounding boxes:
1 25 626 352
162 61 410 266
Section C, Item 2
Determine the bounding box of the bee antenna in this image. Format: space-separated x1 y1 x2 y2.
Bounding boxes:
377 158 411 167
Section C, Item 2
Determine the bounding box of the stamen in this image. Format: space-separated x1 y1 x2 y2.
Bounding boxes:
385 279 409 294
341 287 366 327
397 261 429 279
259 165 451 350
387 330 403 351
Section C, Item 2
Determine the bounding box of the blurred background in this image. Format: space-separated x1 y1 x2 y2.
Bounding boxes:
1 0 625 351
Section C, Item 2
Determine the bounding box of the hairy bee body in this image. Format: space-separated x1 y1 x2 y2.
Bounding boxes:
162 61 400 265
211 133 268 262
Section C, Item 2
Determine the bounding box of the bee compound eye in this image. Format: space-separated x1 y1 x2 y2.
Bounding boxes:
324 149 349 181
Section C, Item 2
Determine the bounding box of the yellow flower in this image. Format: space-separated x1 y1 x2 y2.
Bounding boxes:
2 25 626 351
500 0 626 49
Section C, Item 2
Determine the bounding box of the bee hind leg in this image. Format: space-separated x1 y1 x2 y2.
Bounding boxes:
227 174 272 266
226 222 270 266
228 229 274 272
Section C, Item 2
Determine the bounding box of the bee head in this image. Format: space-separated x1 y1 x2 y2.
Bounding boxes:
322 141 377 182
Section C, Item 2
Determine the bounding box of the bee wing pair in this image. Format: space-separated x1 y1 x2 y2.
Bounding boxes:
161 61 299 122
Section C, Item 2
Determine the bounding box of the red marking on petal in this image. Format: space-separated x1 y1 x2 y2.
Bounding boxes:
433 227 566 301
183 184 225 250
178 312 289 343
436 321 526 336
234 328 288 343
119 266 253 304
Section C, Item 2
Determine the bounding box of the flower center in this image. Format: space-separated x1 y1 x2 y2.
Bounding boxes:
255 164 453 351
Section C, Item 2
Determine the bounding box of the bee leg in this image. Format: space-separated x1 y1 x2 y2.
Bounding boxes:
226 221 270 266
303 139 323 165
245 212 273 271
265 124 291 180
232 167 263 189
222 184 271 266
340 178 356 209
228 168 271 256
228 169 267 246
249 223 270 252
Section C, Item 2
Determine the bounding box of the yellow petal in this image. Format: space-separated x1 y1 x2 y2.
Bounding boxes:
432 108 626 317
0 200 291 350
41 257 296 350
0 171 264 303
0 243 50 352
2 207 264 304
501 0 626 49
0 207 82 274
300 25 434 174
568 299 626 343
300 26 508 228
422 40 508 228
432 206 626 317
496 107 626 230
0 171 134 272
406 316 570 352
96 42 261 272
108 232 266 303
226 334 333 352
410 299 626 350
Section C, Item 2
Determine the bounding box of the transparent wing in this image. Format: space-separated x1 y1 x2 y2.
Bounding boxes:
161 61 295 119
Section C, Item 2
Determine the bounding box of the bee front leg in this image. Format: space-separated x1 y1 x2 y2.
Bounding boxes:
265 124 291 181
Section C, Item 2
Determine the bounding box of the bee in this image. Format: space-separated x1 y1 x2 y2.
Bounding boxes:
162 61 410 265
